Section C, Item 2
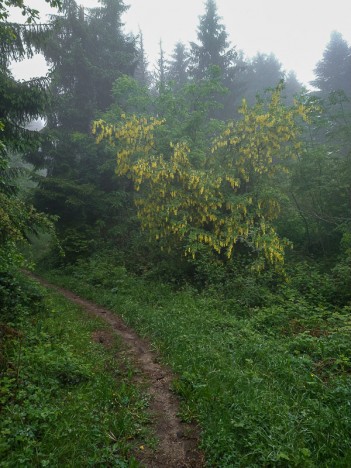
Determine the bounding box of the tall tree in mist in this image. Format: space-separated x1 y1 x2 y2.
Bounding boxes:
311 31 351 96
242 53 284 105
154 40 167 92
167 42 190 91
0 0 61 273
0 0 62 155
134 29 151 88
190 0 236 78
241 53 302 106
28 0 137 261
189 0 243 118
284 71 303 103
37 0 136 132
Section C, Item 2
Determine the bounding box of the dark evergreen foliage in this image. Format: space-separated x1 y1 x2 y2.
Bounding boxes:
167 42 190 90
189 0 236 79
36 0 136 132
311 31 351 96
154 40 167 92
240 53 303 106
134 29 152 88
0 0 59 267
189 0 245 118
26 0 137 259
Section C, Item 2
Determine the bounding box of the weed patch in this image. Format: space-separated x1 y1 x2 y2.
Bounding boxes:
0 275 149 467
41 255 351 466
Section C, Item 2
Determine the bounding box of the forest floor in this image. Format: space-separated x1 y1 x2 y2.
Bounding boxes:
28 273 203 468
24 260 351 466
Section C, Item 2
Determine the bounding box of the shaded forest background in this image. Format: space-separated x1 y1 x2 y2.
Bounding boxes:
2 0 350 280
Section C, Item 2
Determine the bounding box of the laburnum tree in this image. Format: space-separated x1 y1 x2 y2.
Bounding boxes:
110 69 226 153
92 71 227 273
93 87 310 271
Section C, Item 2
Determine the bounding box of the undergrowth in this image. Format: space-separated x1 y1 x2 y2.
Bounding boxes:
0 271 149 467
40 253 351 467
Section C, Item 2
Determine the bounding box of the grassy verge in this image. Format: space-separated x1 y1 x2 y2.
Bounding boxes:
0 274 150 467
41 256 351 467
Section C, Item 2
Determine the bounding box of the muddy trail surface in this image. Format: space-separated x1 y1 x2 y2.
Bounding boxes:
29 273 204 468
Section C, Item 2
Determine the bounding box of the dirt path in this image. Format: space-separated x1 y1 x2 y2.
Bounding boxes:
29 273 203 468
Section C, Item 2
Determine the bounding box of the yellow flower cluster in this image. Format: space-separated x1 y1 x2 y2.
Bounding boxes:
93 90 307 269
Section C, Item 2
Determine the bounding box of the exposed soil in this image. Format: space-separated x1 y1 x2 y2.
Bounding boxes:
29 273 204 468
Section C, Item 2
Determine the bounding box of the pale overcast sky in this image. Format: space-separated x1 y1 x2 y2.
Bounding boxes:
10 0 351 87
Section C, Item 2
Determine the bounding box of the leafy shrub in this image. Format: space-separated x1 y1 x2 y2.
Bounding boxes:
330 231 351 305
285 261 334 305
0 269 45 322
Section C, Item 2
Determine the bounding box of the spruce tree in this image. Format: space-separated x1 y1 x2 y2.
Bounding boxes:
242 53 284 105
35 0 136 132
0 0 61 153
167 42 190 91
190 0 236 79
311 31 351 96
284 71 303 104
154 40 167 92
28 0 137 261
0 0 60 272
134 29 151 88
189 0 244 118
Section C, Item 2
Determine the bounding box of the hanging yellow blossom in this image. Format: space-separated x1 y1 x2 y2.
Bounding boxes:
92 88 309 270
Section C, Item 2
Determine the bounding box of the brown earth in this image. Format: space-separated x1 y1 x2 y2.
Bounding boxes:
28 273 204 468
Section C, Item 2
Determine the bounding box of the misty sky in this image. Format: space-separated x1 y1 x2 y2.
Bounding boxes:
10 0 351 87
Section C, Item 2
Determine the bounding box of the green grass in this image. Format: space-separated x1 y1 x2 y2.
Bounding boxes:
0 276 150 467
41 256 351 467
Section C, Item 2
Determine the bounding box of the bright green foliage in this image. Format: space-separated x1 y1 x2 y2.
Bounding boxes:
0 276 146 466
46 254 351 467
94 88 310 269
0 190 53 248
0 156 55 276
283 90 351 258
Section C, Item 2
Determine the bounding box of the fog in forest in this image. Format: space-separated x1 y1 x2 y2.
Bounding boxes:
1 1 351 466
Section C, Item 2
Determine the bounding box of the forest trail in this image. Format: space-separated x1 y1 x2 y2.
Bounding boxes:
28 273 203 468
